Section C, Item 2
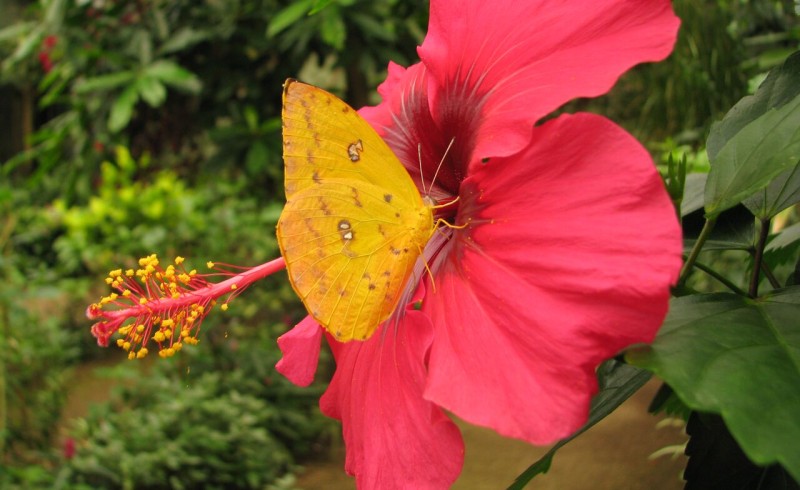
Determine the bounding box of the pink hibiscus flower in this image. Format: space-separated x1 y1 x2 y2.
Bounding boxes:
276 0 682 488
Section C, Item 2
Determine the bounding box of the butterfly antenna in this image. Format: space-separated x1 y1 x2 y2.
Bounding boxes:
429 137 455 196
418 143 427 196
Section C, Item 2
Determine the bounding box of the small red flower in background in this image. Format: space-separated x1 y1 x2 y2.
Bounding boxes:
276 0 682 488
38 35 58 73
63 437 75 460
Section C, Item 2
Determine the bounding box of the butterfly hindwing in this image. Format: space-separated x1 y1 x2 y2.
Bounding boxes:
278 180 426 340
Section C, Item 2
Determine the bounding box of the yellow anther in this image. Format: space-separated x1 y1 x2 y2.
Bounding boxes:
122 341 131 351
108 293 118 301
173 342 183 351
105 277 114 285
221 303 229 311
126 269 134 277
189 269 197 276
136 324 144 333
164 329 172 338
230 284 237 290
154 331 166 342
207 261 214 268
139 297 147 305
109 269 123 278
116 339 125 347
122 289 132 297
178 273 191 284
181 329 190 337
128 352 136 360
161 318 174 328
119 325 132 335
175 256 185 265
136 348 148 359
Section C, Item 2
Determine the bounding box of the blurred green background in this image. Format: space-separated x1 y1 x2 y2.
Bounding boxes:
0 0 797 488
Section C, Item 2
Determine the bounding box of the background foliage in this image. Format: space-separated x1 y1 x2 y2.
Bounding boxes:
1 0 799 488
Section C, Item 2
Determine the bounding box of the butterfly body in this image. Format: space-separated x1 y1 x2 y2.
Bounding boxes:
277 80 433 341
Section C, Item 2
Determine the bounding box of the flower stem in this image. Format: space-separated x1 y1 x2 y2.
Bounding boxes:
679 217 717 285
749 218 771 298
689 258 748 296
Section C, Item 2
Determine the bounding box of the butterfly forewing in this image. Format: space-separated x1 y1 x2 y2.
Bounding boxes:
278 80 433 341
281 80 421 205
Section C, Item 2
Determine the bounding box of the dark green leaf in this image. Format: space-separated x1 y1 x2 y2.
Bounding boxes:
627 290 800 482
320 9 346 51
75 71 136 93
266 0 314 38
137 76 167 108
108 83 140 133
682 173 709 217
507 361 651 489
309 0 335 15
767 223 800 254
705 51 800 217
245 142 269 174
685 413 799 490
146 60 201 94
683 204 754 252
708 52 800 159
158 28 211 55
743 164 800 219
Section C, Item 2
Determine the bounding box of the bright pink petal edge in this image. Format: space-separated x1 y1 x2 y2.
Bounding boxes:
275 315 323 387
424 113 683 444
419 0 680 163
320 311 464 489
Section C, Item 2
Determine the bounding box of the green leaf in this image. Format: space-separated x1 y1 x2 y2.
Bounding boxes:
158 28 211 55
683 204 754 252
507 361 651 489
266 0 314 38
309 0 336 15
684 413 800 490
320 9 346 51
627 290 800 482
145 60 201 94
705 51 800 218
704 94 800 217
137 76 167 108
682 173 708 217
743 164 800 219
108 83 139 133
75 71 136 94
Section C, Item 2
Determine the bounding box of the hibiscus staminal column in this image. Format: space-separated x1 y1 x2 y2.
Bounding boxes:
87 254 285 359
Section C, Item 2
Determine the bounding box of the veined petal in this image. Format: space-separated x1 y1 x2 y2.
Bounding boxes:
419 0 680 164
320 311 464 489
276 316 323 387
424 113 682 444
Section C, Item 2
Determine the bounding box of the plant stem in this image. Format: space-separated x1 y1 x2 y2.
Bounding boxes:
760 261 781 289
749 218 771 298
679 217 717 284
689 259 748 296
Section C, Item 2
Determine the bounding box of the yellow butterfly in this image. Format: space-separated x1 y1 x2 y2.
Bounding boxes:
277 80 434 342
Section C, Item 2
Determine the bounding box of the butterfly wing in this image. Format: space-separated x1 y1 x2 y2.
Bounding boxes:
281 80 421 205
277 80 432 341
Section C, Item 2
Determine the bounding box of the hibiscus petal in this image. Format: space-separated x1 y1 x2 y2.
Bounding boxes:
419 0 680 163
320 312 464 489
424 113 682 445
275 315 323 387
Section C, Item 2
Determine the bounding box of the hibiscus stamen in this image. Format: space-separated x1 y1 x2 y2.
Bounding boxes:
87 254 285 359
